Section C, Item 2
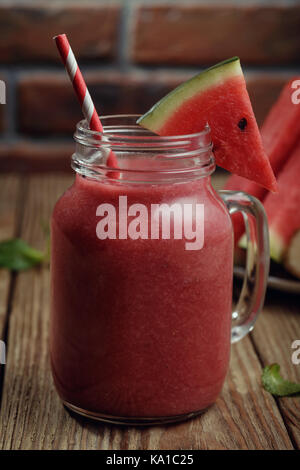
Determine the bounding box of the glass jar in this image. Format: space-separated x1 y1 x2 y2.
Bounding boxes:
50 115 269 425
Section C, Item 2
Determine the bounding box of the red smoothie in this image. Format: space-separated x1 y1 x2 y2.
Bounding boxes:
51 180 233 418
50 117 233 423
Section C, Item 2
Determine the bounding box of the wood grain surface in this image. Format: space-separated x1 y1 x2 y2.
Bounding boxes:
0 172 299 450
0 175 21 338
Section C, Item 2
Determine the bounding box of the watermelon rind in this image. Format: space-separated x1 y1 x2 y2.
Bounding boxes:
269 228 285 263
137 57 241 133
284 230 300 279
239 218 292 264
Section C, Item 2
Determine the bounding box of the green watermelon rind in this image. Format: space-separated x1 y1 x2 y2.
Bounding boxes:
239 227 285 263
269 228 288 263
137 57 242 133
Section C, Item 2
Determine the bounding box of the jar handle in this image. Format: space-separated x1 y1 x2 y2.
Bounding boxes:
219 190 270 343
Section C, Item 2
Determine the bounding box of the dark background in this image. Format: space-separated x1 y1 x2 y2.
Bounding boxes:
0 0 299 172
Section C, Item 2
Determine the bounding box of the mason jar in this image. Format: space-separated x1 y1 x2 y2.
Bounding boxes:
50 114 269 425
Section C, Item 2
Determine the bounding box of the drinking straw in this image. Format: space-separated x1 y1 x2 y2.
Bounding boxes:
54 34 118 171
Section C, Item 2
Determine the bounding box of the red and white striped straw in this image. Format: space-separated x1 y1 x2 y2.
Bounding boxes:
54 33 118 173
54 34 103 133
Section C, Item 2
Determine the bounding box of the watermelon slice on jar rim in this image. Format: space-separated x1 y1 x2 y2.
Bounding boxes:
137 57 277 193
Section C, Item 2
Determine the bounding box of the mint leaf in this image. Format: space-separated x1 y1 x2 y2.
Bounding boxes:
0 239 45 271
262 363 300 397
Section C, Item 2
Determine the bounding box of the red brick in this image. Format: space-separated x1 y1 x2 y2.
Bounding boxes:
0 142 74 172
0 109 4 135
18 70 295 135
132 5 300 65
0 4 120 62
17 71 189 135
18 73 83 135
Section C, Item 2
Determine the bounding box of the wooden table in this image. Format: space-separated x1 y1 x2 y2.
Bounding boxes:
0 172 299 450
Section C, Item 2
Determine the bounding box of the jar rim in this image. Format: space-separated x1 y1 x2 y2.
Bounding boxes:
75 114 212 148
72 114 215 184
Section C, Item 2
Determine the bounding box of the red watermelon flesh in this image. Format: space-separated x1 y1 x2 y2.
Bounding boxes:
225 77 300 242
138 58 277 192
264 141 300 263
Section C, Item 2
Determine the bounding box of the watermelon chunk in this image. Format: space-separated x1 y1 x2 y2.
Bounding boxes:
263 142 300 264
225 78 300 242
137 57 277 192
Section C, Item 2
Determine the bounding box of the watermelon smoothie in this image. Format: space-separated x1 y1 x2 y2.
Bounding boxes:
50 116 267 424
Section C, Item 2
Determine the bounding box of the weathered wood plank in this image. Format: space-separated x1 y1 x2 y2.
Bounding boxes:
0 174 72 450
251 292 300 448
215 169 300 448
0 174 21 338
0 173 293 450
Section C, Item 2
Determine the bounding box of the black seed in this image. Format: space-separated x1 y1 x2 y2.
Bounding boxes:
238 117 247 130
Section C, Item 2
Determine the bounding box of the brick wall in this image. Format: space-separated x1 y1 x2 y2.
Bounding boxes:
0 0 299 171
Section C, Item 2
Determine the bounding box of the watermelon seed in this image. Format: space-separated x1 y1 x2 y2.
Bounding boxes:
238 118 247 130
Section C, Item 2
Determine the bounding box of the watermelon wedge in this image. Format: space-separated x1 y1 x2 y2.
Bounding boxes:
137 57 277 192
263 141 300 264
225 78 300 242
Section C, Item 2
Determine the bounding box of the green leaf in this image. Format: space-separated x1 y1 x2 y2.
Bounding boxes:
0 239 45 271
262 363 300 397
